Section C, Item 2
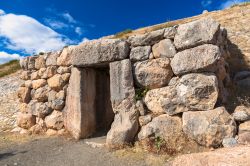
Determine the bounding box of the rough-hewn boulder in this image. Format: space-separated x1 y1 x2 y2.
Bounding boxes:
17 87 31 103
32 79 47 89
138 114 183 142
31 71 40 80
35 56 46 69
51 99 65 110
144 73 218 115
17 113 36 129
33 86 49 102
133 58 173 89
239 121 250 134
139 115 152 126
182 107 236 147
57 66 71 74
174 17 220 50
164 27 177 39
47 74 66 91
57 46 74 66
41 66 57 79
171 44 221 76
233 106 250 122
20 71 31 80
128 29 164 46
27 101 52 118
152 39 176 58
129 46 151 62
72 39 129 67
19 57 29 70
45 110 64 130
46 51 60 66
27 56 37 70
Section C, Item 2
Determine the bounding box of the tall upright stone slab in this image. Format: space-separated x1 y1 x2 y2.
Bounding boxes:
107 59 139 147
64 67 97 139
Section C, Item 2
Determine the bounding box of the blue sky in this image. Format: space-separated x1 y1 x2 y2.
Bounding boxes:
0 0 248 64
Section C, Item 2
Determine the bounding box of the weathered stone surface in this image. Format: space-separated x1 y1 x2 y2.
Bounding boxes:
168 146 250 166
20 71 31 80
38 68 46 77
138 114 183 142
19 103 28 113
35 56 46 69
47 90 57 102
51 99 65 110
171 44 221 76
41 66 57 79
174 18 220 50
46 51 60 66
144 73 218 115
30 71 40 80
17 113 36 129
233 106 250 122
152 39 176 58
27 56 38 70
56 90 65 100
239 121 250 134
182 107 236 147
72 39 129 67
106 109 139 146
238 132 250 145
110 59 135 113
139 115 152 126
133 58 173 89
19 57 29 70
28 101 52 118
32 79 47 89
17 87 31 103
45 110 64 130
33 86 49 102
128 29 164 47
57 66 71 74
64 67 96 139
222 137 238 148
129 46 151 62
47 74 66 91
61 73 71 82
136 100 147 116
57 46 74 66
164 27 177 39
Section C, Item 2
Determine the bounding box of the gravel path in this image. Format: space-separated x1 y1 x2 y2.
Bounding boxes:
0 71 23 132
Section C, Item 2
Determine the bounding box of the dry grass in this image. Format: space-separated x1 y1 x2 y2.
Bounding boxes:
0 60 21 78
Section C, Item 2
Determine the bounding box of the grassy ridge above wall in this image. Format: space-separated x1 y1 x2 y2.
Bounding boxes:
0 60 21 78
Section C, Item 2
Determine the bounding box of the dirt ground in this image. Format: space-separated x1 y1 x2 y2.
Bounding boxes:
0 133 172 166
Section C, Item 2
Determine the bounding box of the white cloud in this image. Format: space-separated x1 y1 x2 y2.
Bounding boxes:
81 37 90 44
219 0 246 9
0 12 71 54
0 51 23 64
0 9 5 15
75 27 83 35
201 0 212 7
44 18 69 30
62 12 76 23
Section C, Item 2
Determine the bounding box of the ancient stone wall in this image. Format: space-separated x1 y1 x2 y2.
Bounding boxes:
17 17 242 148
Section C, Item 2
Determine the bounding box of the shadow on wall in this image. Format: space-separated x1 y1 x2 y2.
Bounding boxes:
225 38 250 113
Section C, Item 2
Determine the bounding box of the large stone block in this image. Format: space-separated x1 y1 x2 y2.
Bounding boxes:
128 29 164 46
171 44 221 76
129 46 151 62
72 39 129 67
57 46 74 66
109 59 135 113
133 58 173 89
144 73 218 115
17 113 36 129
182 107 236 147
64 67 97 139
17 87 31 103
138 114 183 142
174 18 220 50
35 56 46 69
47 74 66 91
46 51 60 66
45 110 64 130
107 59 139 146
152 39 176 58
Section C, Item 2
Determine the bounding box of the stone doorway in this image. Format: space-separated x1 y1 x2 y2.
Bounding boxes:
64 66 115 139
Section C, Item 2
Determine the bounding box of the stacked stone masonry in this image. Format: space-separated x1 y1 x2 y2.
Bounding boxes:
18 17 243 148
